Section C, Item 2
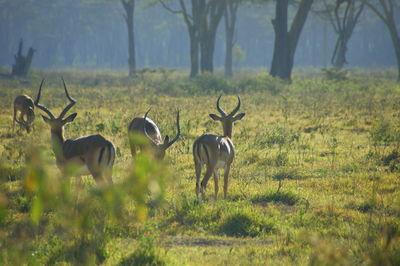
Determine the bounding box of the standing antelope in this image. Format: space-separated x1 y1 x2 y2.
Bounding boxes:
35 79 115 185
128 109 180 159
13 95 35 133
193 95 245 200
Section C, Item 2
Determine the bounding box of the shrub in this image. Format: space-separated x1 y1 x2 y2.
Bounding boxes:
217 208 274 237
119 237 166 266
192 72 230 94
170 195 220 230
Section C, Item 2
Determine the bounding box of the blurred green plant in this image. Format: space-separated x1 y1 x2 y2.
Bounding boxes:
0 145 168 265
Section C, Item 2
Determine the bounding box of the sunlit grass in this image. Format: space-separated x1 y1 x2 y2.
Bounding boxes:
0 69 399 264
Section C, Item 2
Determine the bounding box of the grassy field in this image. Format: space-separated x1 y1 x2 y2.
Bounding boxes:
0 69 399 265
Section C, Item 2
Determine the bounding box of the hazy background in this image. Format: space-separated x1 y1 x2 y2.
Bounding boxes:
0 0 396 71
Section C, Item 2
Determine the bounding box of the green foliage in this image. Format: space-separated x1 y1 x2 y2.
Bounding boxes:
370 120 394 145
233 44 246 64
321 67 348 81
217 207 274 237
252 191 300 206
1 70 400 264
169 195 220 230
256 126 299 150
192 72 230 93
119 236 166 266
235 72 285 94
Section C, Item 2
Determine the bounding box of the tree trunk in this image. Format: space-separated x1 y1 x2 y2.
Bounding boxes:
388 23 400 81
198 0 225 74
364 0 400 81
122 0 136 77
189 28 199 77
270 0 290 79
270 0 313 80
224 29 234 77
224 0 238 78
201 33 216 73
11 39 35 77
332 37 348 68
331 1 364 68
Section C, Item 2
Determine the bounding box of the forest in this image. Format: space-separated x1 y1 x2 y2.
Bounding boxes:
0 0 400 265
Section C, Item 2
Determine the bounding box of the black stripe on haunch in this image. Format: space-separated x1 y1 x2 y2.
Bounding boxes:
98 147 105 164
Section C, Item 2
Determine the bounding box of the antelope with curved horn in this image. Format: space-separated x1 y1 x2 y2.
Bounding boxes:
128 109 180 159
35 78 115 185
193 95 245 200
13 95 35 133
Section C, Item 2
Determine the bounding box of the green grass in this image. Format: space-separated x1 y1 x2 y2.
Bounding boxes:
0 69 400 265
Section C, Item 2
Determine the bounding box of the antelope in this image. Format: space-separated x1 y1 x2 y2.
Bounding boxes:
13 95 35 133
128 109 180 159
193 95 245 200
35 79 115 185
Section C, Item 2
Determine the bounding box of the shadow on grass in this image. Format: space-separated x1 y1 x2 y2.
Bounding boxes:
251 191 300 206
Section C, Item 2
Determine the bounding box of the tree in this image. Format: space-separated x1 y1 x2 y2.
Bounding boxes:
363 0 400 81
11 39 35 77
270 0 314 80
160 0 225 77
121 0 137 76
224 0 240 77
322 0 364 68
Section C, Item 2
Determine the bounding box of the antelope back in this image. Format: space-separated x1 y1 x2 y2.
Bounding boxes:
128 117 162 144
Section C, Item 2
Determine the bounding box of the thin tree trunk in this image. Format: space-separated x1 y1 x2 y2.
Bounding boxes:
224 29 234 77
224 0 238 77
122 0 136 77
364 0 400 81
388 24 400 81
11 39 35 77
330 1 364 68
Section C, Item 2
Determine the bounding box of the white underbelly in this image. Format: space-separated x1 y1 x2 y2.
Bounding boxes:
216 160 227 169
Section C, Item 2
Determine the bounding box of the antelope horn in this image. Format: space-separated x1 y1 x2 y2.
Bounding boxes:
228 96 241 117
216 95 226 116
165 110 180 149
59 77 76 119
143 108 158 145
34 79 55 119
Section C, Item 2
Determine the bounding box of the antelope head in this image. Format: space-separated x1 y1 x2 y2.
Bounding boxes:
209 95 245 138
15 109 35 133
35 78 77 132
143 108 180 159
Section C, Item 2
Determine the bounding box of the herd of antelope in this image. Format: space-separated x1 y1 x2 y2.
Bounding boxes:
12 79 245 199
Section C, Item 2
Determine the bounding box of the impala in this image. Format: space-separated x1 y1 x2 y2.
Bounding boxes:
35 79 115 185
193 95 245 200
128 108 180 159
13 94 35 133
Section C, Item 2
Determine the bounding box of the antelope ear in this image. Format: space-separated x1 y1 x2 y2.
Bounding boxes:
164 135 170 145
233 113 245 121
64 113 77 123
209 114 222 121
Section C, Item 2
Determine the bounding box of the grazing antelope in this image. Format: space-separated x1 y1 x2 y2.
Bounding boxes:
128 109 180 159
35 79 115 185
193 95 245 200
13 95 35 133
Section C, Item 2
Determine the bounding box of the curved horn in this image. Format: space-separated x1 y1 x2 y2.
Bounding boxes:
165 110 180 149
216 95 226 116
34 79 55 119
143 108 157 145
228 96 241 117
59 77 76 119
